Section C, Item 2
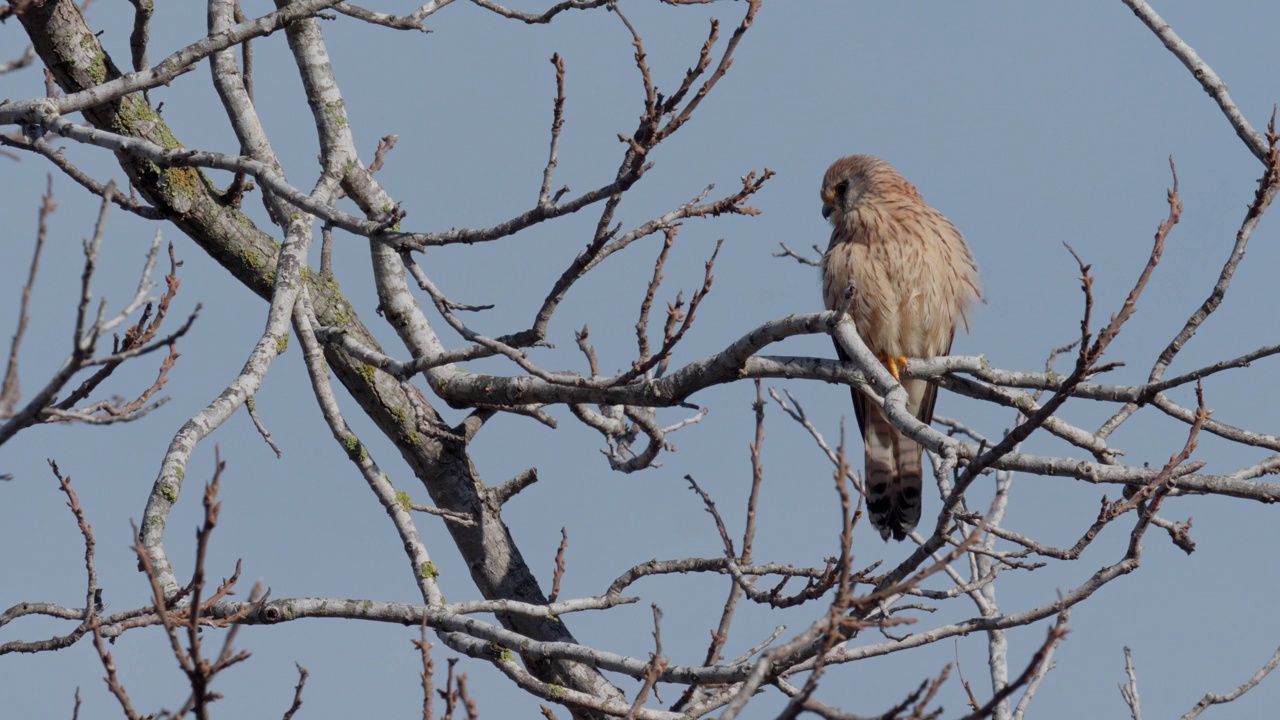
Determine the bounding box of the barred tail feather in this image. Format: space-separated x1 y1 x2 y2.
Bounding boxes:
862 407 923 541
838 342 929 542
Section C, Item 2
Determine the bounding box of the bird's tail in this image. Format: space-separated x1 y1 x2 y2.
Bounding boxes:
863 407 924 542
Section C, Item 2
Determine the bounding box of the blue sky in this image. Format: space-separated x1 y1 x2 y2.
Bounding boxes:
3 1 1279 717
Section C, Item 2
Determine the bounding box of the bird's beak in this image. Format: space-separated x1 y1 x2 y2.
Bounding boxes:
821 203 835 221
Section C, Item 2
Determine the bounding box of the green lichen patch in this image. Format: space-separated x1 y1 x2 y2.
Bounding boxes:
244 247 265 270
324 101 348 129
343 434 368 462
113 95 184 149
485 642 514 662
161 167 200 200
81 36 108 85
331 304 353 332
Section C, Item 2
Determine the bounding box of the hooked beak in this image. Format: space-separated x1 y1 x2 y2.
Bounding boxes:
821 203 835 221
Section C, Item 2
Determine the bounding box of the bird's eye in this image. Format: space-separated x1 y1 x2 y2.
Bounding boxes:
834 180 849 196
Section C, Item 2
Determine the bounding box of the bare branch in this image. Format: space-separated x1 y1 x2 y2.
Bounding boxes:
281 663 309 720
549 527 569 604
1120 646 1142 720
1180 645 1280 719
1122 0 1269 161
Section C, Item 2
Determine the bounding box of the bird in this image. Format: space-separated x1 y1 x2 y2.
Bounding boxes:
820 155 982 541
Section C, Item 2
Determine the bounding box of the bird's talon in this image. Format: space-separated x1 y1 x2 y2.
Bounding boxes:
877 354 908 381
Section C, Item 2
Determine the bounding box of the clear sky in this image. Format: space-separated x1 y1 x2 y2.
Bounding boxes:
3 1 1280 717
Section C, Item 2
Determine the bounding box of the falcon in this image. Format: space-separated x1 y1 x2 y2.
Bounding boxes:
820 155 982 541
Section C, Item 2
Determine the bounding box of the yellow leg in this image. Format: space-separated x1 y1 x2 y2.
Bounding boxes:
877 354 909 381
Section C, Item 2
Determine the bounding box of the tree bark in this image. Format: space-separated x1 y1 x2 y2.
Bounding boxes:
17 1 622 714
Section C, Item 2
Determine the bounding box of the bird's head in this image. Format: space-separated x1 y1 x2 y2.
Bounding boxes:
820 154 898 224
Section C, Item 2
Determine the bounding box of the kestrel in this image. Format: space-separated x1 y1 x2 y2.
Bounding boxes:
820 155 982 541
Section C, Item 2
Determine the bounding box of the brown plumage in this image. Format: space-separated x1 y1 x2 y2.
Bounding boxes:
820 155 982 541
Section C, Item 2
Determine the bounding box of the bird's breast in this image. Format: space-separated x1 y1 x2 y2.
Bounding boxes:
823 224 959 359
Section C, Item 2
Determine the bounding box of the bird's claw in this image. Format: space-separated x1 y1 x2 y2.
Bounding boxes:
877 354 908 381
